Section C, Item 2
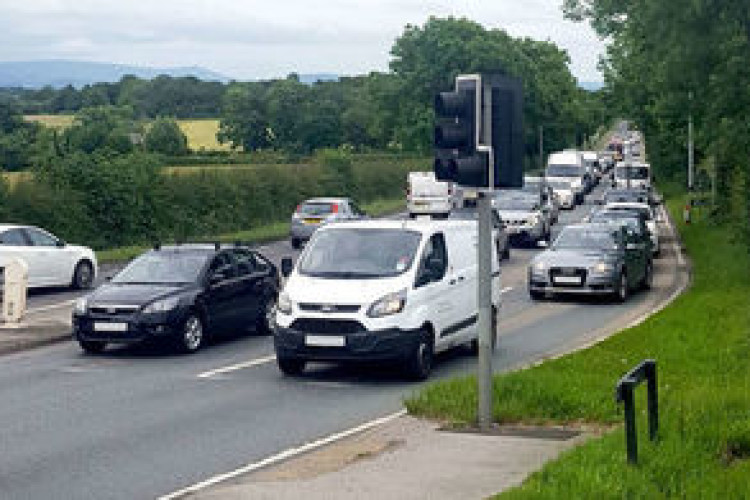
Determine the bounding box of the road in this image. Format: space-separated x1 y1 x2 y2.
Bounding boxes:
0 184 685 500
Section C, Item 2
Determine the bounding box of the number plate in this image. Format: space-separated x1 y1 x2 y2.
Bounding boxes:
304 218 322 224
553 276 582 285
94 322 128 333
305 335 345 347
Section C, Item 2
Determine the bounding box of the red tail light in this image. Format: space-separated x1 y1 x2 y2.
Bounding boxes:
331 204 339 214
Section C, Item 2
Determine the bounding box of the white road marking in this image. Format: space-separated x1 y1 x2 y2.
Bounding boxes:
26 299 76 314
158 409 407 500
500 286 513 294
197 355 276 379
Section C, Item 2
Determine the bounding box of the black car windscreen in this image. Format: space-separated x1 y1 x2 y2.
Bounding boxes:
113 252 209 284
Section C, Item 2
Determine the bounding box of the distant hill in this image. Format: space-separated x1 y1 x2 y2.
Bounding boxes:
0 60 230 88
298 73 340 84
579 81 605 92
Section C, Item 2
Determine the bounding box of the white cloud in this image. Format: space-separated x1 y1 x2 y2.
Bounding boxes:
0 0 605 81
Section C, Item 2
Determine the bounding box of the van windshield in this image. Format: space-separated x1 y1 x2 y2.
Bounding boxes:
616 166 649 180
546 165 581 177
298 228 422 279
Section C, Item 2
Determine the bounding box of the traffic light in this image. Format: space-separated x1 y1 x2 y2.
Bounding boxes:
433 80 491 187
433 74 523 189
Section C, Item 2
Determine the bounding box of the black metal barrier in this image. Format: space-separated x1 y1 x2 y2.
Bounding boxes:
615 359 658 464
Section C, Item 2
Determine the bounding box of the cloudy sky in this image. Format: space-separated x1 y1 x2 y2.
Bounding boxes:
0 0 606 81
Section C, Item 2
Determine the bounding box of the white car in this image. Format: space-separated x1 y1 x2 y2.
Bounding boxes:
601 202 660 256
0 225 97 289
548 179 576 209
274 219 502 379
407 171 459 218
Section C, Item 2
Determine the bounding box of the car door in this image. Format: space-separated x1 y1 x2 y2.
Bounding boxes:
0 229 36 285
24 227 75 286
231 249 272 328
203 252 240 332
623 229 645 287
411 233 456 351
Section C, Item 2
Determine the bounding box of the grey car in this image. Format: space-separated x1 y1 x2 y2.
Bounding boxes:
290 198 366 249
493 193 551 247
528 223 652 302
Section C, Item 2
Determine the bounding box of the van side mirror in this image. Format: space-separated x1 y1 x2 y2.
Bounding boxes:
281 257 294 278
56 239 66 248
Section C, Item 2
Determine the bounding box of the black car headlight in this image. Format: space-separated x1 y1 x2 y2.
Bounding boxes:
142 296 181 315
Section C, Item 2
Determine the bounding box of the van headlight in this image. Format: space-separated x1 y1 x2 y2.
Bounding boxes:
74 297 88 315
278 292 292 315
367 290 407 318
532 261 547 273
142 296 181 314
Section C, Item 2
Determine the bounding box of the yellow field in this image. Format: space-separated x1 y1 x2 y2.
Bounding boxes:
2 171 33 188
177 119 233 152
25 114 75 129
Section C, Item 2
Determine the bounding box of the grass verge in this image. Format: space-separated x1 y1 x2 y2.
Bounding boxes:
405 191 750 497
96 198 405 263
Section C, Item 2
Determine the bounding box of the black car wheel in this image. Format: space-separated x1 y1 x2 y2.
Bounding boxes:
641 261 654 290
79 340 106 354
256 296 277 334
529 289 545 301
405 329 434 380
502 244 511 260
177 314 204 353
615 272 629 303
72 260 94 289
291 238 302 250
277 356 306 376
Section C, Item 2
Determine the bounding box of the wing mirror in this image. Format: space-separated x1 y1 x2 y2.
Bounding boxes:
56 239 66 248
281 257 294 278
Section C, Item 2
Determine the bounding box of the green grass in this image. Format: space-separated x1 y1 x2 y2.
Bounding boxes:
406 189 750 498
96 198 405 263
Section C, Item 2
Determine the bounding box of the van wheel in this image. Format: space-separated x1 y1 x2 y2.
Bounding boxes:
502 245 511 260
79 340 106 354
466 308 498 354
291 238 302 250
641 261 654 290
278 357 306 376
72 260 94 289
405 329 433 380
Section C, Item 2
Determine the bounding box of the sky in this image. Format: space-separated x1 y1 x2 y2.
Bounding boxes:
0 0 606 82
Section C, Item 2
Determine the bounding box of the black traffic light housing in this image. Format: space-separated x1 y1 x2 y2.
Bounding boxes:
433 74 523 189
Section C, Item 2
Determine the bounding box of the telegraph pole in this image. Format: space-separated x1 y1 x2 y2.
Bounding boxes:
538 125 544 174
688 91 694 190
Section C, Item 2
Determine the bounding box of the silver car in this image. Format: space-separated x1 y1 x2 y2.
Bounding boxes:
290 198 366 249
492 193 551 247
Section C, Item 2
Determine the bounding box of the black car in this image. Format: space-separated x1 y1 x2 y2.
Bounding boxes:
73 244 280 354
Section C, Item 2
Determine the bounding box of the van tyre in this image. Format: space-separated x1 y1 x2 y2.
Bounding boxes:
405 329 433 380
278 357 306 376
529 289 545 301
79 340 106 354
291 238 302 250
72 260 94 289
176 314 204 353
641 261 654 290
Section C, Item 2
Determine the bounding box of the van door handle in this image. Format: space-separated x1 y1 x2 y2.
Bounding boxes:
457 276 465 282
449 279 457 285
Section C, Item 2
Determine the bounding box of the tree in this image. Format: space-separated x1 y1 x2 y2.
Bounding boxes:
144 117 188 156
218 83 272 151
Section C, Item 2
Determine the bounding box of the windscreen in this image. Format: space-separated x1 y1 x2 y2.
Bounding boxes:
607 206 652 220
603 190 649 204
493 196 538 211
549 180 572 190
546 165 582 177
298 228 422 278
113 251 209 284
297 202 337 216
616 166 649 180
590 213 641 231
554 227 618 250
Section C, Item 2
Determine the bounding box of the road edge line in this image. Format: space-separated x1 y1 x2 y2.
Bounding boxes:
157 409 407 500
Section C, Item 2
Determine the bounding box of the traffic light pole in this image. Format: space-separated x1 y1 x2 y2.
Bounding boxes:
477 189 494 431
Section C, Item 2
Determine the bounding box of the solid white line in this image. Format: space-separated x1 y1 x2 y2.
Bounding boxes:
26 299 76 314
197 355 276 379
500 286 513 294
157 409 407 500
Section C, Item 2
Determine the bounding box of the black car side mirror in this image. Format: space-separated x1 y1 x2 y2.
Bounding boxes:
281 257 294 278
56 239 66 248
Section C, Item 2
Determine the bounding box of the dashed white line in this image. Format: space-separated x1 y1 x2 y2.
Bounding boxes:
158 409 407 500
197 355 276 379
500 286 513 294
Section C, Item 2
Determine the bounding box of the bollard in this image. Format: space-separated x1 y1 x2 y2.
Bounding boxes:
615 359 659 464
1 257 28 324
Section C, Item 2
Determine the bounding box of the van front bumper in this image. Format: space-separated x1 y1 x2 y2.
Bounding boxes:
273 325 423 362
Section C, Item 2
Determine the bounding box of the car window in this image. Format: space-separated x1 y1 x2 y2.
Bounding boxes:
416 233 448 287
208 253 236 282
25 228 58 247
233 249 258 276
0 229 29 246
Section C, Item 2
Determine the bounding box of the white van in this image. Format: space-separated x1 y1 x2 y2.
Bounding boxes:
545 151 586 205
613 162 651 191
407 171 458 218
273 219 502 379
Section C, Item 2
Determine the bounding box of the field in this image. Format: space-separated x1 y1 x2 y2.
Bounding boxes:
23 115 228 152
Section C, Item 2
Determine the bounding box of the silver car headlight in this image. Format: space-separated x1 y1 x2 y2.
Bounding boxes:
142 296 181 314
367 290 407 318
277 292 292 315
593 261 614 274
74 297 88 315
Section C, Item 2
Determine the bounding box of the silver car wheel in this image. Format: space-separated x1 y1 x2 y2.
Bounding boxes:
182 315 203 352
